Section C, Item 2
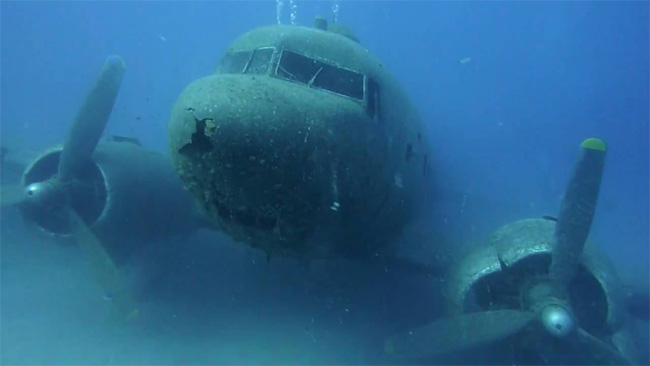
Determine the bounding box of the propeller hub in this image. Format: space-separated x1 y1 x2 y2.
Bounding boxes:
521 278 566 310
540 303 575 338
24 181 65 209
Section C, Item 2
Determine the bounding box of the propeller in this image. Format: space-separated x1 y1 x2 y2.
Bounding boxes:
384 138 631 364
1 56 138 321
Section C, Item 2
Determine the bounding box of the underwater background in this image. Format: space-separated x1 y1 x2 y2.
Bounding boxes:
1 1 648 364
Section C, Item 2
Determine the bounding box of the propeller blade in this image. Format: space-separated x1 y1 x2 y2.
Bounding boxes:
1 184 26 207
569 327 634 365
57 55 126 183
550 138 607 286
66 207 139 323
384 310 535 360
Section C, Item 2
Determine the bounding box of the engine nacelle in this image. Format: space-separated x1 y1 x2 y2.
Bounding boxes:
21 138 211 266
447 218 641 364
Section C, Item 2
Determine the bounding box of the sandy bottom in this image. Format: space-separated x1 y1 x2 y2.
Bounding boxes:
0 211 442 365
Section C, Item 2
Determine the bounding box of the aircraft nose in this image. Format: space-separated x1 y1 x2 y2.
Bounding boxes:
169 74 330 177
168 74 349 257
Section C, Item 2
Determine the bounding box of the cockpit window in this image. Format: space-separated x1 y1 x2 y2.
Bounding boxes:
217 47 380 121
246 47 274 74
218 47 275 75
276 51 321 84
275 50 364 100
365 77 380 120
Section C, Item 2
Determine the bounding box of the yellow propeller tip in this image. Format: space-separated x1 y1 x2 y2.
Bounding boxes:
581 138 607 152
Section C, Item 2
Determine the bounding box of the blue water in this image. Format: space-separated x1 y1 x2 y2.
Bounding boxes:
1 1 648 364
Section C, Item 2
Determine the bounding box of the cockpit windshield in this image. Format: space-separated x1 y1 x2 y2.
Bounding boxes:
217 47 379 119
276 49 364 101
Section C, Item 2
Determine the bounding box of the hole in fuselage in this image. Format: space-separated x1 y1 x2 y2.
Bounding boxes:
179 116 215 156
